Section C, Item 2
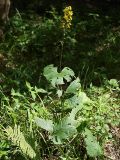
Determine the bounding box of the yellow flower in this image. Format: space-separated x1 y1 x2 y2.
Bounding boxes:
61 6 73 29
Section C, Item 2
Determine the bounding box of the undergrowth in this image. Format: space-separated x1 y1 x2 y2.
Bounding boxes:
0 65 119 160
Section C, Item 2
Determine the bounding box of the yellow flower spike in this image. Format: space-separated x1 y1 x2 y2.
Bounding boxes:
61 5 73 29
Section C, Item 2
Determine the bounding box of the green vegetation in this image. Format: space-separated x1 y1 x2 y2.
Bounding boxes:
0 1 120 160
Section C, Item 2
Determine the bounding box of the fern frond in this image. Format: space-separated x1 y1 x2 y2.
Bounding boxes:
5 125 36 159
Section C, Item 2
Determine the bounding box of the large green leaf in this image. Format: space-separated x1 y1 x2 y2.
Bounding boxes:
43 65 74 87
66 78 81 94
65 91 89 109
65 95 83 109
84 128 103 157
35 117 53 132
61 67 75 82
50 117 77 144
